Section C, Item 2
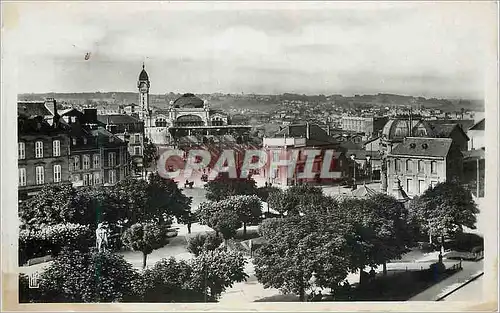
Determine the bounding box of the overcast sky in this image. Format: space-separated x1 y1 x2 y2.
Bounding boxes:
8 2 495 98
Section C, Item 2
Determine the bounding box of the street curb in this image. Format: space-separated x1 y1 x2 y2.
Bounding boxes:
435 271 484 301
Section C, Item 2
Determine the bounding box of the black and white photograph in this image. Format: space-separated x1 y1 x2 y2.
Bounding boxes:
1 1 498 311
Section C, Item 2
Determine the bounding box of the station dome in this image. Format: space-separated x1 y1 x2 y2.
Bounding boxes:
173 93 205 108
381 118 435 142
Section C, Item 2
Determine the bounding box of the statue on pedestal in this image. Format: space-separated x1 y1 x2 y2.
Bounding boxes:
96 222 110 252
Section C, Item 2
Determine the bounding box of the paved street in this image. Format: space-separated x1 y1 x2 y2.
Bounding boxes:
409 259 484 301
442 275 483 301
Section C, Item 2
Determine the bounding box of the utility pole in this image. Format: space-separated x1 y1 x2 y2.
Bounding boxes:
476 157 480 197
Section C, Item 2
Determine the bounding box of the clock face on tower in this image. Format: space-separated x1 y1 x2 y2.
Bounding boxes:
140 83 148 93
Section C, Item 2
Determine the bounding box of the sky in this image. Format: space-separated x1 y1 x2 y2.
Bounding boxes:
6 1 496 98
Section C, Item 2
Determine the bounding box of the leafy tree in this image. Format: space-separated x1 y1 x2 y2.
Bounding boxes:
337 195 412 280
204 172 258 201
121 222 171 269
19 183 75 229
256 186 281 202
197 200 242 243
266 185 326 217
34 250 139 302
147 173 192 223
228 195 262 236
189 248 248 301
187 233 223 257
254 213 351 301
142 138 158 176
136 257 207 302
19 223 93 265
409 181 479 248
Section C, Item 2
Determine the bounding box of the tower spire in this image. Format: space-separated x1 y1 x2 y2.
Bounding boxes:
142 61 145 70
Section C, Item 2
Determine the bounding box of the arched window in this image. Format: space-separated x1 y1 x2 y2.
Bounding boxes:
417 160 424 172
406 159 413 172
431 161 437 173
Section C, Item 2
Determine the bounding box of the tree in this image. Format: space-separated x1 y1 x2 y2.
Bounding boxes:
187 233 223 257
19 183 76 229
256 186 281 202
337 195 412 280
266 185 326 217
228 195 262 236
189 248 248 301
136 257 207 302
204 172 258 201
408 181 479 249
121 222 171 269
197 200 241 242
142 138 158 178
254 214 351 301
33 250 139 302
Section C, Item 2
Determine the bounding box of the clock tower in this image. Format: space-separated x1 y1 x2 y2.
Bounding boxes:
137 63 151 123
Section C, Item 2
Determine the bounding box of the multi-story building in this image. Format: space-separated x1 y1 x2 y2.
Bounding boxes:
18 100 131 195
262 123 347 186
386 137 463 198
467 118 485 150
341 116 388 136
429 123 470 151
97 114 145 174
18 100 71 199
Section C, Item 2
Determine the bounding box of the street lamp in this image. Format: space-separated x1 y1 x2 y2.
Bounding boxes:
365 155 372 183
350 154 356 189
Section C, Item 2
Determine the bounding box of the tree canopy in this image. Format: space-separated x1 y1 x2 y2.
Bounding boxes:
204 172 258 201
408 181 479 244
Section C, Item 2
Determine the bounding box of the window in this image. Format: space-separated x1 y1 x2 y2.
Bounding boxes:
395 159 401 172
73 156 80 170
93 155 100 168
82 155 90 170
417 160 424 172
134 134 140 144
406 178 412 193
72 138 77 145
52 140 61 157
108 152 116 167
19 168 26 186
35 166 44 185
430 181 438 189
93 173 101 185
431 161 437 174
405 159 413 172
418 180 426 194
83 173 93 186
108 170 116 184
18 142 25 160
53 164 61 182
35 141 43 158
134 146 141 155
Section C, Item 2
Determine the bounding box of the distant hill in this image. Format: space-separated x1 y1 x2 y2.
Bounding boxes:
17 92 484 112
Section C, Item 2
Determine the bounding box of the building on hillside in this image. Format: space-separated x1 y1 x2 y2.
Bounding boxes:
467 118 485 150
97 114 145 174
262 123 347 186
429 123 469 151
18 101 71 200
341 116 388 136
386 137 463 198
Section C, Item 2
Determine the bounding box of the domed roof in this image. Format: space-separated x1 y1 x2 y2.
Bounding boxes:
138 64 149 81
173 93 204 108
381 118 434 142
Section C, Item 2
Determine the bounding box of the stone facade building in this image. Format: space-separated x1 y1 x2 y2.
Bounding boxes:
386 137 463 198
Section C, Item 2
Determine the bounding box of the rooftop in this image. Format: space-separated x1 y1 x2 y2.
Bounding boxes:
469 118 485 131
97 114 142 125
389 137 453 158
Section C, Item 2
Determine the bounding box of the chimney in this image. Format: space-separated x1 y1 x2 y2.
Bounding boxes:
306 122 310 139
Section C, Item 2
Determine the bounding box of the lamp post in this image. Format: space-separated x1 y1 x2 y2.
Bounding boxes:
350 154 356 189
365 155 372 184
